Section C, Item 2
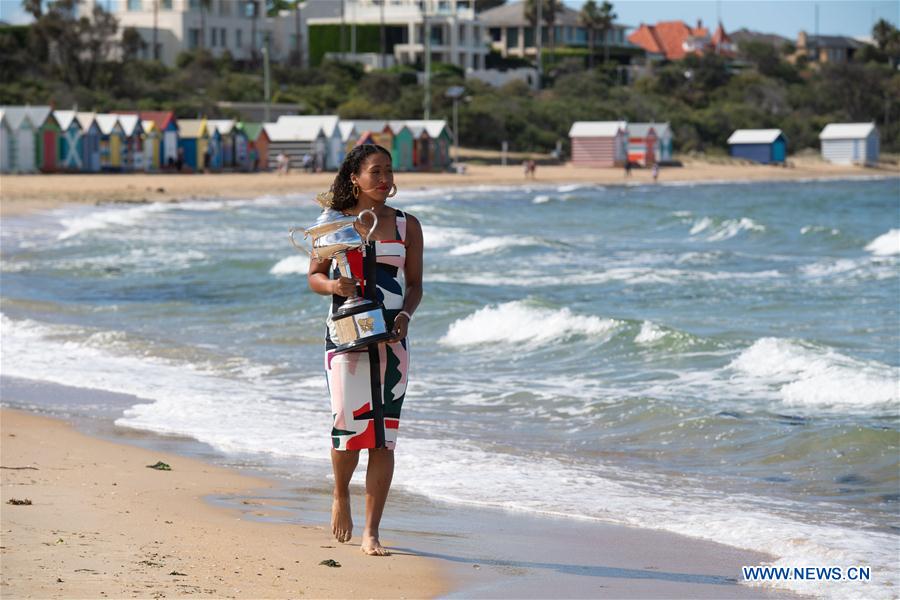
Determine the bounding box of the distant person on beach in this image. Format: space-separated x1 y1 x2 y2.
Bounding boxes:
307 144 423 557
302 152 312 172
624 160 632 177
203 149 211 173
276 151 289 175
652 162 659 182
176 148 184 172
529 159 537 179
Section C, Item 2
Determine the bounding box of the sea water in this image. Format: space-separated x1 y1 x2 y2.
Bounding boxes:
1 178 898 599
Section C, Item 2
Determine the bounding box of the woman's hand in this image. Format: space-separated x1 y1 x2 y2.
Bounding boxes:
331 277 358 297
391 312 410 341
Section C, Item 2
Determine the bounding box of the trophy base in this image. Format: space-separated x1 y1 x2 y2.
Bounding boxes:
332 298 394 354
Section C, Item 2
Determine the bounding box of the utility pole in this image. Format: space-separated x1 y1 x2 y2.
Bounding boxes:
340 0 346 60
294 0 302 67
423 2 431 119
380 0 386 69
263 44 271 122
535 0 542 89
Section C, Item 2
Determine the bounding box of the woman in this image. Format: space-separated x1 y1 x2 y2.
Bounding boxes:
307 144 423 556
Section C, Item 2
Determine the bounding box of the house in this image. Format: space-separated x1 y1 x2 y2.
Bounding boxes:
480 0 632 61
626 124 657 166
629 122 673 163
790 31 864 65
568 121 627 167
140 111 179 167
263 120 327 171
76 112 101 172
727 129 786 164
819 123 879 166
628 19 733 60
388 121 415 171
177 119 210 172
275 115 342 170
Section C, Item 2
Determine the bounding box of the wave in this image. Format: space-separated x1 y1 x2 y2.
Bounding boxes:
439 301 620 347
421 225 478 249
270 255 310 276
689 216 766 242
865 229 900 256
727 337 899 410
449 235 550 256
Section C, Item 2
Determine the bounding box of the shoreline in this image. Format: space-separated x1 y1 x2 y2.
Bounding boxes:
1 160 896 218
1 378 807 600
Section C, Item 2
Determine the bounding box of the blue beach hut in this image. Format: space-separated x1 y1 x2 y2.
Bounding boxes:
75 112 101 172
727 129 786 164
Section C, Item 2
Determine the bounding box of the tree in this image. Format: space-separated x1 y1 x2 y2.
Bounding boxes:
525 0 562 53
872 18 900 68
579 0 600 69
21 0 43 20
122 26 147 61
596 1 616 65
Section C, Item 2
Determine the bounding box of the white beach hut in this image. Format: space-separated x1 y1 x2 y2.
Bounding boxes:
276 115 342 170
263 120 327 171
0 109 9 173
819 123 880 166
0 106 40 173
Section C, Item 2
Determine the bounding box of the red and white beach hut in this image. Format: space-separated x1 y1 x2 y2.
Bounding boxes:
569 121 628 167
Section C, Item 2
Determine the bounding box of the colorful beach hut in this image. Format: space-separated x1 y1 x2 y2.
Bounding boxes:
54 110 84 171
209 119 237 170
819 122 879 166
117 114 144 171
568 121 628 168
177 119 209 172
76 112 101 172
233 123 249 170
141 119 161 171
388 121 415 171
727 129 786 164
626 123 658 166
96 114 126 171
34 107 59 173
140 111 179 167
242 122 268 171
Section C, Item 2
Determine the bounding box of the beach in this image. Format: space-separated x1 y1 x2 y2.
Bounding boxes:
1 157 894 217
2 166 896 600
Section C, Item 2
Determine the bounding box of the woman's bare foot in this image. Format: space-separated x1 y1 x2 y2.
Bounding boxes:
360 532 390 556
331 496 352 543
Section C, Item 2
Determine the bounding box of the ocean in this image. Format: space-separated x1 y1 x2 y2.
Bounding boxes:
1 177 898 599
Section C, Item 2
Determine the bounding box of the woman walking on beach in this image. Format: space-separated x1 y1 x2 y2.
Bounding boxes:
307 144 424 556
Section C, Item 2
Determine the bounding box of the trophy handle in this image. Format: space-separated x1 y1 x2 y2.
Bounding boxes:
289 227 316 259
357 209 378 244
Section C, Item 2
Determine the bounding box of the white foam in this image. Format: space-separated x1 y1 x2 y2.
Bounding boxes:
800 225 840 236
270 255 310 276
532 194 551 204
634 321 667 344
690 217 766 242
727 337 898 410
864 229 900 256
439 301 620 348
421 225 478 249
449 235 547 256
57 203 174 240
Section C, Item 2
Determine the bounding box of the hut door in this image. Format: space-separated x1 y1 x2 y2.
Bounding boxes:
43 130 57 171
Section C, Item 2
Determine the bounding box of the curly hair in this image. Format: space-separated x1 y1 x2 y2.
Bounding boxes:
322 144 393 211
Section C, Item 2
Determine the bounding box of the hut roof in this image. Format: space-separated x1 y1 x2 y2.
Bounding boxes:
118 114 143 136
727 129 784 144
241 122 264 141
277 115 340 137
338 122 357 142
179 119 208 138
140 111 177 130
0 106 50 129
54 110 79 130
388 121 412 135
95 114 121 135
346 120 390 135
569 121 627 137
819 122 876 140
75 112 97 131
264 120 323 142
404 119 449 139
208 119 236 135
629 122 671 138
142 119 158 133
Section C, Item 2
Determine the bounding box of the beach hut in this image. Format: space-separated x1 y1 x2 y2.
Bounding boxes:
819 122 879 166
206 123 222 171
349 120 394 153
727 129 786 164
33 107 59 173
626 123 658 167
264 120 327 171
0 110 9 173
117 114 144 172
568 121 628 167
338 122 358 162
54 110 84 171
404 123 430 171
276 116 342 170
242 122 269 171
177 119 209 172
403 120 452 171
0 106 41 173
233 122 249 169
96 114 126 171
649 122 673 162
76 112 101 172
140 111 179 167
141 119 161 171
388 121 415 171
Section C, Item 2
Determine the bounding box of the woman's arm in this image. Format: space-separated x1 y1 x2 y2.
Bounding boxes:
307 256 357 297
392 214 423 340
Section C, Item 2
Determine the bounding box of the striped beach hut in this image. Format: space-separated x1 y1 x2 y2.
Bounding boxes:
626 123 658 166
0 106 42 173
76 112 101 172
117 114 144 171
54 110 84 171
96 114 126 171
264 120 327 171
568 121 628 167
388 121 415 171
276 115 342 170
819 123 879 166
242 123 269 171
34 107 59 173
142 119 161 171
177 119 209 172
727 129 786 164
140 111 179 167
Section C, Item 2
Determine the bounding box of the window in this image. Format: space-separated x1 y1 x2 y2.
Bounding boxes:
506 27 518 49
189 0 200 9
574 27 586 45
555 26 562 42
221 28 227 47
458 24 465 44
490 27 501 42
211 28 218 47
127 0 141 10
188 28 200 49
219 0 231 15
237 29 243 47
524 26 534 47
430 24 443 45
161 0 172 8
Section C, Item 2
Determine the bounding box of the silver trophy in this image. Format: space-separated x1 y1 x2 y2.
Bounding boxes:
290 207 393 353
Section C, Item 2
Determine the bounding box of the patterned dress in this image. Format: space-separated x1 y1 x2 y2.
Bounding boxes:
324 210 409 451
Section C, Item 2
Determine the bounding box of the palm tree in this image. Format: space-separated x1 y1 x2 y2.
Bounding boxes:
873 18 894 51
597 1 616 65
579 0 600 69
525 0 562 53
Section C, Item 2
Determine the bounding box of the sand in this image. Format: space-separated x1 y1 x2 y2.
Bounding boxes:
0 408 449 599
1 158 896 218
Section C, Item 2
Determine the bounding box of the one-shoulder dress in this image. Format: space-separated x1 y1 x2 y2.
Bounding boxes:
324 210 409 451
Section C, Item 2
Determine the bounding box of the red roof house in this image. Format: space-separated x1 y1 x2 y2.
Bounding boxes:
628 20 733 60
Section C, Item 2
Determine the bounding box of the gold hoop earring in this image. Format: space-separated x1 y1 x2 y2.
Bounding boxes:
387 183 398 198
352 183 360 199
